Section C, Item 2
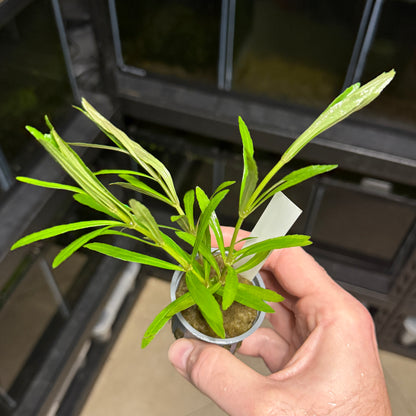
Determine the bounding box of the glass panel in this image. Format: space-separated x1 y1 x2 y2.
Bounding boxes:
232 0 365 110
358 0 416 132
0 0 73 176
115 0 221 86
312 186 416 262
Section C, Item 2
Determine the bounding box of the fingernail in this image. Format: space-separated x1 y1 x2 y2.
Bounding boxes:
168 339 194 374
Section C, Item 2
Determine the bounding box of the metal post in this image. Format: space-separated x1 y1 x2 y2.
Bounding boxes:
51 0 81 103
218 0 236 91
343 0 385 89
0 146 13 192
38 256 70 319
108 0 146 76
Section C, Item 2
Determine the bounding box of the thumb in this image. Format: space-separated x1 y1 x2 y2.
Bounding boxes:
168 338 268 415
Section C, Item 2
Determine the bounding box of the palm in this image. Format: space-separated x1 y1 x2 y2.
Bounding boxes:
238 250 390 414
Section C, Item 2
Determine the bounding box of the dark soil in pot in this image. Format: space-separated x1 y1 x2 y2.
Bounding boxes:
175 274 258 339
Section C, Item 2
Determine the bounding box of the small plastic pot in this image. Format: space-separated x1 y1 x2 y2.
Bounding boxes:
170 270 266 353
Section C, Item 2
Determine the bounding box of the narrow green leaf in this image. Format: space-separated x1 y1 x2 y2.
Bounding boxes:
234 251 270 273
26 125 57 147
325 83 360 110
11 220 124 250
52 226 114 268
141 292 194 348
94 169 153 180
222 266 239 310
186 272 225 338
115 174 174 207
91 229 156 246
192 189 229 261
175 231 220 276
276 165 337 192
236 235 312 260
16 176 84 194
282 70 395 163
171 214 190 232
68 142 128 154
238 283 285 303
211 226 226 260
203 258 211 282
216 285 275 313
175 230 196 246
238 117 258 215
195 187 225 258
253 165 337 210
171 214 185 223
142 281 222 347
195 186 210 211
85 242 184 270
54 227 159 269
73 193 119 219
213 180 235 195
183 189 195 230
160 233 191 265
80 99 180 206
129 198 163 243
26 121 132 224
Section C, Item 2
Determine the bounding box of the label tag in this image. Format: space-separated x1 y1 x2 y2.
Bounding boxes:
235 192 302 280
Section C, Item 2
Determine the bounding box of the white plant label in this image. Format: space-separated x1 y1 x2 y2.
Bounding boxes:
236 192 302 280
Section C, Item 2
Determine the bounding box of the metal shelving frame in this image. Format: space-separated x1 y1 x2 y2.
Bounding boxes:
86 0 416 353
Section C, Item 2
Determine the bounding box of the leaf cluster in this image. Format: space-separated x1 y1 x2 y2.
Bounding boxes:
11 70 395 347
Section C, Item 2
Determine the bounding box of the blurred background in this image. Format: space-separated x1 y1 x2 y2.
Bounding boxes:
0 0 415 415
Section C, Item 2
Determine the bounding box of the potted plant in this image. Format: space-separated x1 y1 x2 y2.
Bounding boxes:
11 70 395 350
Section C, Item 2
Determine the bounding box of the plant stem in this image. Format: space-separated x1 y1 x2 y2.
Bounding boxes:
225 216 245 266
245 158 287 215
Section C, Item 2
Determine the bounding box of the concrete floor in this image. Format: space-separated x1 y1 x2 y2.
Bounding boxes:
80 276 416 416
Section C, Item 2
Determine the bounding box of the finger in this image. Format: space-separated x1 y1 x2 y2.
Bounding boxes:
260 269 298 306
169 338 269 416
263 247 340 300
238 328 294 372
266 302 307 347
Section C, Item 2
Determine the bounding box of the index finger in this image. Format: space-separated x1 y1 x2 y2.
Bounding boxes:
213 226 339 301
263 246 339 300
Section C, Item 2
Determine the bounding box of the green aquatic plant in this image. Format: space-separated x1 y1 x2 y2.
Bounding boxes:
11 70 395 347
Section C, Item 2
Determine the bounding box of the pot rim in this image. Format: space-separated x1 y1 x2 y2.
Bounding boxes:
170 269 266 345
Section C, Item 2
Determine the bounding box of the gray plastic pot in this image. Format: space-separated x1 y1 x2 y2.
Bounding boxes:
170 269 266 353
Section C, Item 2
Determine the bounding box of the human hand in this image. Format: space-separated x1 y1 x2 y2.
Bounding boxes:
168 227 391 415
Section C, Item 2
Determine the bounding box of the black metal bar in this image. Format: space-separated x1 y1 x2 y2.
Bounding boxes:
389 219 416 276
351 0 384 83
38 256 71 319
115 75 416 187
87 0 119 97
52 0 81 103
343 0 375 89
218 0 228 90
0 146 14 192
224 0 236 91
107 0 146 77
218 0 236 91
